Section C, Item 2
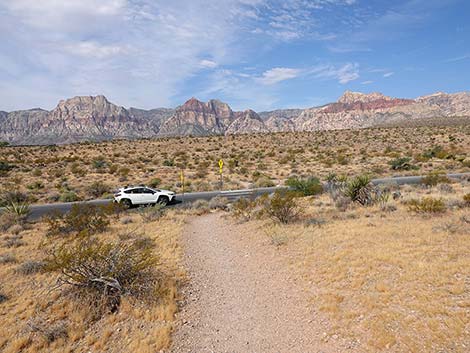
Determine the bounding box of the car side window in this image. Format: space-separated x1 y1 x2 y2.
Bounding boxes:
143 188 154 194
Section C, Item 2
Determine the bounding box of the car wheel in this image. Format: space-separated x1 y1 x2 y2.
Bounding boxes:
120 199 132 209
157 196 169 206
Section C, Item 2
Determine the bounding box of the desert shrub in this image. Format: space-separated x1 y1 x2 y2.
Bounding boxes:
0 253 17 264
208 196 229 210
389 156 417 170
344 175 375 206
407 197 446 213
265 190 301 224
269 232 288 247
191 199 210 215
421 171 450 187
163 159 174 167
16 260 46 275
46 204 110 237
92 156 107 171
2 235 25 248
45 238 160 315
254 176 275 188
138 204 165 222
0 141 9 147
148 178 162 188
0 289 7 303
0 190 29 207
286 176 323 196
0 161 14 176
87 181 110 198
59 191 79 203
231 197 257 221
463 193 470 206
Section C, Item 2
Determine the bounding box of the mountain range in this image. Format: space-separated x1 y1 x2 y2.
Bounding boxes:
1 91 469 145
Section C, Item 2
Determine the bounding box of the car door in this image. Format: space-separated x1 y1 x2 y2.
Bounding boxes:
141 188 157 204
130 188 145 204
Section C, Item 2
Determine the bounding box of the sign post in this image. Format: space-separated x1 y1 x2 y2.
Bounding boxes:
180 169 185 202
218 159 224 190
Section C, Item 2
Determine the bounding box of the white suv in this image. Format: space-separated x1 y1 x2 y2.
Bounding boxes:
114 186 176 208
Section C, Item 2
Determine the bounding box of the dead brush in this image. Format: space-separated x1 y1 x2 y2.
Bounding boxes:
27 317 68 343
45 237 162 316
138 203 165 222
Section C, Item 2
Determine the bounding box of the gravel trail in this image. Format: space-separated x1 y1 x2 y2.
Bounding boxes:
170 212 343 353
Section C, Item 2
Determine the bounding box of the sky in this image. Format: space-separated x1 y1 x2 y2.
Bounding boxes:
0 0 469 112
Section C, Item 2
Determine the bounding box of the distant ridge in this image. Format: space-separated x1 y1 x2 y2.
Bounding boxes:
1 91 469 145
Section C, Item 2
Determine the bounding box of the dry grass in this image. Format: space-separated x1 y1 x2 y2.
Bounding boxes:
1 125 469 204
241 181 470 352
0 208 186 353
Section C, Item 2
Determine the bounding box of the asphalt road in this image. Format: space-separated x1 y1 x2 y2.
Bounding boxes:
5 172 470 220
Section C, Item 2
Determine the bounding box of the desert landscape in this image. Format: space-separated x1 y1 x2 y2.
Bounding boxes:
2 0 470 352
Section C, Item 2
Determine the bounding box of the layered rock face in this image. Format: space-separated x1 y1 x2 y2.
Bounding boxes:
0 96 161 145
1 91 469 145
159 98 235 136
225 110 268 135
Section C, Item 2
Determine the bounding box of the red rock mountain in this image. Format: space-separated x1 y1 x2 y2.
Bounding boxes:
0 91 469 145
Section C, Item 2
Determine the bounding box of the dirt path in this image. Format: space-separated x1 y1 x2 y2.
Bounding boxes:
170 212 345 353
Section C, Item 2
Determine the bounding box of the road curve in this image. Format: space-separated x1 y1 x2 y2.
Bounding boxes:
4 172 470 220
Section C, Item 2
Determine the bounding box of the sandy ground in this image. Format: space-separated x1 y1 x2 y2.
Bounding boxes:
170 212 348 353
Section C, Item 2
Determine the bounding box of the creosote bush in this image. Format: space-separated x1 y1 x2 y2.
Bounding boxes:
265 190 301 224
45 238 160 316
286 176 323 196
407 197 446 213
231 197 257 221
421 171 450 187
463 193 470 206
45 204 110 237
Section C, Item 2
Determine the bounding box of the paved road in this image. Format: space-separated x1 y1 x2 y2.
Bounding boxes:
4 172 470 220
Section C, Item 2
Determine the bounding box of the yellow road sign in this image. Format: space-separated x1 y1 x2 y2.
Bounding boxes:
218 159 223 174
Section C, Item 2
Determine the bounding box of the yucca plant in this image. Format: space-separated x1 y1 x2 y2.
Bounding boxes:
345 175 375 205
4 201 30 219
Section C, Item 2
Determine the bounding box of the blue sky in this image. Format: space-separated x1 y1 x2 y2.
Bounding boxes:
0 0 469 111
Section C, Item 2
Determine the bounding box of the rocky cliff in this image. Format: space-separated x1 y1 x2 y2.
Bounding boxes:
1 91 469 145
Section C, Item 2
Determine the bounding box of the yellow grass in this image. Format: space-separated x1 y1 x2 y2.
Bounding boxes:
0 209 186 353
253 182 470 352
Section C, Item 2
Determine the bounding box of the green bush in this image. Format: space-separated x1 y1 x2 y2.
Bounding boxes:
0 161 14 177
148 178 162 188
286 176 323 196
407 197 446 213
87 181 110 198
265 190 301 224
59 191 79 203
389 157 417 171
463 193 470 206
421 171 450 187
46 204 110 237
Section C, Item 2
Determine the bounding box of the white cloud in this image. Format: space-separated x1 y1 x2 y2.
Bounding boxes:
199 59 219 69
310 63 360 84
361 80 373 85
383 72 394 78
0 0 360 111
65 41 127 58
257 67 301 85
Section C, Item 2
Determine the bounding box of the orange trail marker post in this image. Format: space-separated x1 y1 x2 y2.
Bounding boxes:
218 159 224 190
